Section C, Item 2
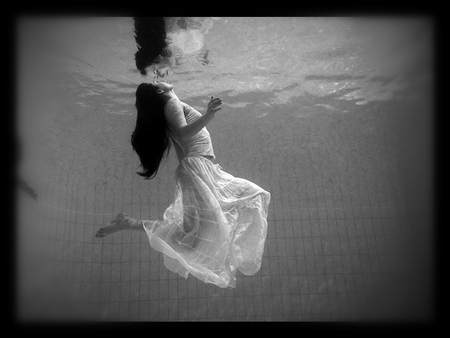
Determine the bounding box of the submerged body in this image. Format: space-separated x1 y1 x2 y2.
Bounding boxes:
96 82 270 288
143 98 271 288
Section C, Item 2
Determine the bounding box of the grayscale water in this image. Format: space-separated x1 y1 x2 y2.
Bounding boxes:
17 17 433 321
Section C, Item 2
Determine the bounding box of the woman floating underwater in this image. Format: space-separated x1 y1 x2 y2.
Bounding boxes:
95 80 271 288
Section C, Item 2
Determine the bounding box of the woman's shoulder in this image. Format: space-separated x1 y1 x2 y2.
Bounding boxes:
165 97 190 117
166 97 191 107
165 97 183 111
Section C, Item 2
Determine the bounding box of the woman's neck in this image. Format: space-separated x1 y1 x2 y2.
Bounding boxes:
162 90 179 103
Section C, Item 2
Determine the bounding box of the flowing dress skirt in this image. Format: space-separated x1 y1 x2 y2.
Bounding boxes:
142 156 271 288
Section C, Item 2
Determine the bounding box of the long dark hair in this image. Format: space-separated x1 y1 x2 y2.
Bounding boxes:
131 83 172 179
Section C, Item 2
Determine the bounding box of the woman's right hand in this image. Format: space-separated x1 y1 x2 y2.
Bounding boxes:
206 96 223 117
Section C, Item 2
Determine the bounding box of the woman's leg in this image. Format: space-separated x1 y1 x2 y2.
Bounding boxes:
95 213 145 238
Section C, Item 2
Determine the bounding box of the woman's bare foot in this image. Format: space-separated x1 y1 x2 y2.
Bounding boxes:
95 213 132 238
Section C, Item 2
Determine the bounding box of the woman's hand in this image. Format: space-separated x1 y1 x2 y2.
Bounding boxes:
205 96 223 117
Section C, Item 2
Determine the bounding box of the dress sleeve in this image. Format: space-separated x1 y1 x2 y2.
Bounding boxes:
164 98 187 141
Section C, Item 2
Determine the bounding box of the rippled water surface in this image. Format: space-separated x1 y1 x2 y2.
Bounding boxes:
19 17 431 113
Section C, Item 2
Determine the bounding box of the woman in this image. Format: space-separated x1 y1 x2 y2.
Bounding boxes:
96 81 271 288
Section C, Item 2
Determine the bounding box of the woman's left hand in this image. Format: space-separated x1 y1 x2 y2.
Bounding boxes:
205 96 223 117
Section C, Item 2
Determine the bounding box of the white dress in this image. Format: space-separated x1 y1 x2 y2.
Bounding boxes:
142 98 271 288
